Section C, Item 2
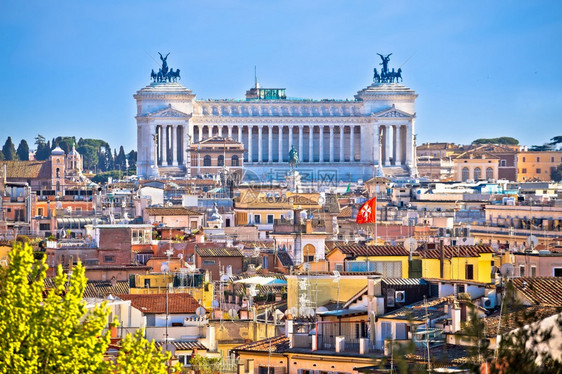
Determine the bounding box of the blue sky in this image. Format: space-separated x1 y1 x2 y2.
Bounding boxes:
0 0 561 152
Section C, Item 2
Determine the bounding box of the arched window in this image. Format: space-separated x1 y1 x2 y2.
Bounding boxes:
56 168 60 178
56 181 61 192
486 167 494 180
473 167 481 181
231 155 239 166
217 155 224 167
461 167 469 181
203 155 212 166
303 244 316 263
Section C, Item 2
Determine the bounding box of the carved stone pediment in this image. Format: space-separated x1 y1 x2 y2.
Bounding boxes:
373 106 414 119
148 107 189 118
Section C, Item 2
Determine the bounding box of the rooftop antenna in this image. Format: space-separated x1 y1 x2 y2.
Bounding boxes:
254 65 259 89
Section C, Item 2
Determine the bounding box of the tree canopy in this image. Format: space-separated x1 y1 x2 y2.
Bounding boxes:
16 140 29 161
2 137 17 160
472 137 519 145
0 243 179 373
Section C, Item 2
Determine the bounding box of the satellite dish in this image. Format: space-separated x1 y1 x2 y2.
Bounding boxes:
160 262 169 273
220 274 230 282
332 270 341 282
491 243 499 251
302 263 311 272
195 306 207 317
499 263 514 278
249 284 258 297
403 237 418 251
178 253 183 259
527 235 538 247
316 306 329 313
227 308 238 319
211 299 220 309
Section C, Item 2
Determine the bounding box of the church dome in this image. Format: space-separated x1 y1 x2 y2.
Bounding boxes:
51 146 65 156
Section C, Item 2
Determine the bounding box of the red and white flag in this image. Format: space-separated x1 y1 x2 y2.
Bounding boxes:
356 197 377 224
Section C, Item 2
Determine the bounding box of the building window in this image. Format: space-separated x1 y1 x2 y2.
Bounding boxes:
519 265 525 277
254 214 261 224
500 159 507 167
522 168 527 173
203 155 212 166
536 168 541 174
554 268 562 277
536 156 540 162
473 167 481 180
144 278 151 288
262 256 269 269
56 168 61 178
465 264 474 280
531 266 537 277
461 167 469 181
522 157 526 162
104 256 115 263
38 208 44 216
267 214 274 224
217 155 224 167
258 368 274 374
39 223 50 230
303 244 315 263
231 155 239 166
203 259 216 265
486 167 494 180
551 157 555 162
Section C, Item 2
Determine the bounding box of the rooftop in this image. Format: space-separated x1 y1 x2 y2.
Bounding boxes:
511 277 562 306
117 293 202 314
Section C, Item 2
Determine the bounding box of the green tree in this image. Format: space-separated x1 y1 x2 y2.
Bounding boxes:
115 146 127 170
2 137 18 160
472 137 519 146
0 243 180 373
16 140 29 161
77 144 99 170
53 136 76 154
551 164 562 182
127 150 137 170
35 135 51 161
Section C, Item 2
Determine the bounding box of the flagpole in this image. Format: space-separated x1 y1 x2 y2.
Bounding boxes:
375 195 378 244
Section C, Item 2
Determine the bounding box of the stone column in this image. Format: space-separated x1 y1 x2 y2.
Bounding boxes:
247 126 253 163
319 126 324 162
149 124 157 168
298 126 303 158
339 126 344 162
218 126 223 137
309 125 314 162
385 125 392 166
268 125 273 162
158 126 163 165
258 126 263 163
171 125 178 166
373 125 380 166
358 126 362 162
395 125 402 166
406 122 413 167
289 126 294 149
238 126 242 143
162 125 168 166
329 126 335 162
228 126 232 139
278 126 283 162
349 125 355 162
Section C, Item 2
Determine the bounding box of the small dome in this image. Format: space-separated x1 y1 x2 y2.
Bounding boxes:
51 146 65 155
69 145 79 156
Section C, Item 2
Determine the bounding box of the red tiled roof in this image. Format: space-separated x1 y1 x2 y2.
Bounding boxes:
145 207 202 216
117 293 202 314
416 245 494 259
2 160 51 179
511 277 562 306
196 247 243 257
154 340 208 351
337 244 410 257
232 335 290 353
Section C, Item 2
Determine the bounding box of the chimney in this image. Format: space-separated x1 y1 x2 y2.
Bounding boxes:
451 304 461 333
335 336 345 353
206 325 217 351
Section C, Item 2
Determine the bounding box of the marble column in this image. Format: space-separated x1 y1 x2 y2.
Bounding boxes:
319 126 324 162
150 124 157 168
258 126 263 163
278 126 283 162
268 125 273 162
171 125 178 166
395 125 402 165
228 126 232 139
406 122 413 166
298 126 303 157
358 127 362 162
329 126 335 162
289 126 293 149
385 125 392 166
339 126 344 162
247 126 253 163
238 126 242 143
349 126 355 162
158 126 163 165
162 125 168 166
309 126 314 162
218 126 223 137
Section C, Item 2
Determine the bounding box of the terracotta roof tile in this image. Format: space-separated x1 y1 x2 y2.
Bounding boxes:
117 293 202 314
145 207 202 216
511 277 562 306
416 245 494 259
232 335 290 353
154 340 208 351
196 247 243 257
480 305 562 337
337 244 410 257
2 160 51 179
